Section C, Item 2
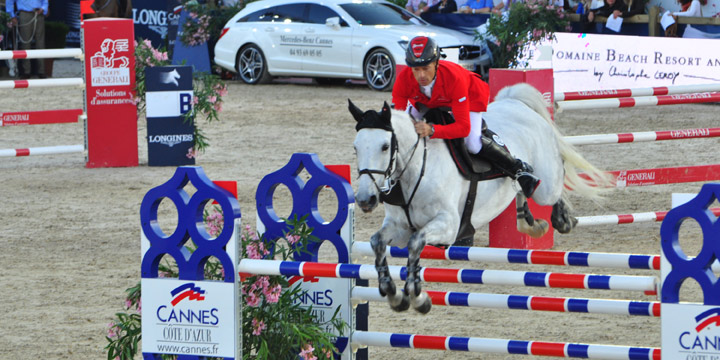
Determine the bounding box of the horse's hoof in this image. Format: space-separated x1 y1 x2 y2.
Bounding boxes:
411 292 432 314
390 294 410 312
452 237 474 247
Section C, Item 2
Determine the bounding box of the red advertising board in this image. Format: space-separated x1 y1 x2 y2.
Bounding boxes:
488 68 554 249
84 18 138 168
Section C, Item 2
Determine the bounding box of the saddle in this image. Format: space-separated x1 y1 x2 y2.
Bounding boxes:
421 107 508 246
422 107 505 182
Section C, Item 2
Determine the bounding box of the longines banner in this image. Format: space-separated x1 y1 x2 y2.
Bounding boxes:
527 32 720 92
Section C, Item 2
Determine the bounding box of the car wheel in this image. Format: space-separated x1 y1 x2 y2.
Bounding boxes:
236 44 272 85
315 77 346 86
364 48 395 92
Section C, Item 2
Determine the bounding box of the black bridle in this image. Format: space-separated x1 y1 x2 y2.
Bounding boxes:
358 129 427 232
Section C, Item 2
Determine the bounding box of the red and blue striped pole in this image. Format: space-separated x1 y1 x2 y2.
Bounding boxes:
352 331 661 359
351 287 660 317
238 259 657 292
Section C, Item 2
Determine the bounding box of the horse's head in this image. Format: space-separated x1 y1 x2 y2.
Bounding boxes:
349 99 395 213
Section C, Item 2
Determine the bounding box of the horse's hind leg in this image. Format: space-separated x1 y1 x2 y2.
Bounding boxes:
370 233 409 312
405 232 432 314
551 199 578 234
516 192 550 238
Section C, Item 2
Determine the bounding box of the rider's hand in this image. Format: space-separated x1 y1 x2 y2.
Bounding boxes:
413 121 433 138
9 17 17 27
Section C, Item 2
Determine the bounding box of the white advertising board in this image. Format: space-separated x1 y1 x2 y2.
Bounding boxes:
141 278 238 358
527 32 720 92
662 303 720 359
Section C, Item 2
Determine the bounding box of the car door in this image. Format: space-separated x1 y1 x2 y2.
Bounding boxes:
301 4 353 76
259 3 307 74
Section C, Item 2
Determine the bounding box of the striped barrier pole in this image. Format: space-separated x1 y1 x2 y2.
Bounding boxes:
351 331 661 360
555 83 720 101
351 287 660 317
0 78 85 89
556 92 720 112
0 109 84 126
0 48 83 60
352 242 660 270
576 207 720 226
565 127 720 146
0 144 85 157
238 259 657 292
352 242 720 273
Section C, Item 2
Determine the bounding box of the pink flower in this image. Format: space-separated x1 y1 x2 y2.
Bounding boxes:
246 291 261 307
207 95 217 103
286 234 300 245
189 12 197 18
192 96 199 105
107 322 119 338
299 344 316 360
137 299 142 313
251 318 266 335
159 271 171 278
125 299 132 309
143 39 152 48
246 243 260 259
213 102 223 113
322 347 333 359
263 284 282 303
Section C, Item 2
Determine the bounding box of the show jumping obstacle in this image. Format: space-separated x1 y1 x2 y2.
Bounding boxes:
554 83 720 101
141 160 720 360
0 18 138 167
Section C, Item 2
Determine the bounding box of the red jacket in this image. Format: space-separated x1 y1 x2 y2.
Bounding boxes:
391 60 490 139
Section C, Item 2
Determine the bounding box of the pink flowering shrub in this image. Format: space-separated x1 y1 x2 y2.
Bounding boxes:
133 38 228 153
477 0 571 69
105 213 344 360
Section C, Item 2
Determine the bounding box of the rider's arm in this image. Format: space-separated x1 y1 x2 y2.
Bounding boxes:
430 69 471 139
391 69 413 111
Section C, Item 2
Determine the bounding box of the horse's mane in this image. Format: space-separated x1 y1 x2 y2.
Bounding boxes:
495 84 613 204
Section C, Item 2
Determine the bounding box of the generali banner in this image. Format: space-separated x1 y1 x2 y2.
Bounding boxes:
527 32 720 93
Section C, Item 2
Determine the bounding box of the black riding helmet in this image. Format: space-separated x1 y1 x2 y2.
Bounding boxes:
405 36 440 67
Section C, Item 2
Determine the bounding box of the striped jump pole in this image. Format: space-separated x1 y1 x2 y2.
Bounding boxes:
565 127 720 146
576 207 720 226
555 83 720 101
351 331 661 360
352 242 660 270
0 48 83 60
0 145 85 157
0 78 85 89
351 287 660 317
238 259 657 292
353 242 720 273
556 92 720 112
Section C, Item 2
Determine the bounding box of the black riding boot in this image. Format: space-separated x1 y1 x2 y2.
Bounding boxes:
478 135 541 198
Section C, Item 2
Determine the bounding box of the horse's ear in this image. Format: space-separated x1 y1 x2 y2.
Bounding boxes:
380 101 391 124
348 99 364 123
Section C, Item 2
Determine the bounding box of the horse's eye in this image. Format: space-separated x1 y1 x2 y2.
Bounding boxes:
382 144 389 151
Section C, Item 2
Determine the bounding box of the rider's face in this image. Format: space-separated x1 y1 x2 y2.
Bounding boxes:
411 61 437 87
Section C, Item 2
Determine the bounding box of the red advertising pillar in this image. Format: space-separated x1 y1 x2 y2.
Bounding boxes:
84 18 138 168
488 68 554 249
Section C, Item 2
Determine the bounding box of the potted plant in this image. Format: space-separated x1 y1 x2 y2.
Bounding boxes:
44 20 70 77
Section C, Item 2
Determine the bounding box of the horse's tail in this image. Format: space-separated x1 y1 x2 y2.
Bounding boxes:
495 83 613 202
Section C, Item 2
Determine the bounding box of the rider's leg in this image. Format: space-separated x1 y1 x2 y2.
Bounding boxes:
479 134 541 198
464 112 485 154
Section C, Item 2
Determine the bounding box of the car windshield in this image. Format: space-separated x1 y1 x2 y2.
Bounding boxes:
338 2 427 26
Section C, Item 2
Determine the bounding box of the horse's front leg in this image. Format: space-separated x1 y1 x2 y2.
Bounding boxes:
370 231 410 312
405 231 431 314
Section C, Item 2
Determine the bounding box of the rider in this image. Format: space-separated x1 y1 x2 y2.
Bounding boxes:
391 35 541 198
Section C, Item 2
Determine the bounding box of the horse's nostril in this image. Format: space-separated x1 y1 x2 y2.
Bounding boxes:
369 195 378 206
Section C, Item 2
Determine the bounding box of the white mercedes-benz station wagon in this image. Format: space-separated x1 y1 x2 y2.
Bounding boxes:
213 0 489 91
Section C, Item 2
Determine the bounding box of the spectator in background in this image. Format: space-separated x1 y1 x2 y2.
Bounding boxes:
459 0 493 14
407 0 440 15
585 0 624 23
6 0 47 79
426 0 457 13
673 0 706 17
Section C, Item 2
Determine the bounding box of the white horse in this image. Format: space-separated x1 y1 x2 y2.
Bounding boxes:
349 83 610 314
